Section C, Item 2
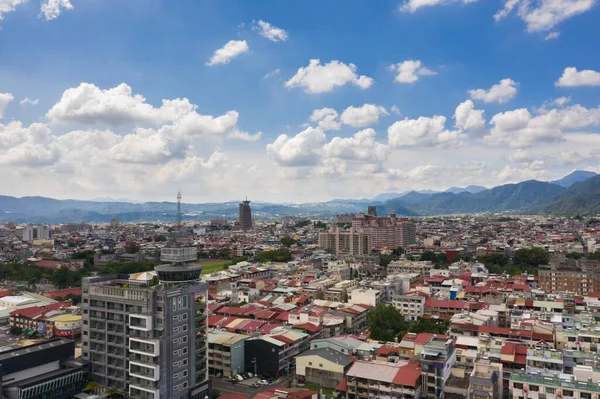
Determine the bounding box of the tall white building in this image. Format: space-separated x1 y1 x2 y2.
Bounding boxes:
22 225 50 242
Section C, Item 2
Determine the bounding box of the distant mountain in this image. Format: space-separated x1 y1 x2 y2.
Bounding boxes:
445 185 487 194
371 190 439 202
539 175 600 216
550 170 598 188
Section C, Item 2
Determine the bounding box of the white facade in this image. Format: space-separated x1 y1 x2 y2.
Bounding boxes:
347 288 381 307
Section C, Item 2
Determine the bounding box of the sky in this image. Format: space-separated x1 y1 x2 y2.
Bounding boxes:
1 0 600 204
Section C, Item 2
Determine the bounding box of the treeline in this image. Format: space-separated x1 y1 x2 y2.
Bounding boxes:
253 249 292 263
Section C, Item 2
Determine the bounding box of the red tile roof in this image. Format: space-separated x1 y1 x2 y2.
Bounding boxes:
336 377 347 392
392 363 422 387
43 288 82 299
34 260 63 269
293 322 321 333
424 299 468 309
377 345 398 356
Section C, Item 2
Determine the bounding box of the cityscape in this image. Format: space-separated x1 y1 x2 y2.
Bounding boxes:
2 1 600 399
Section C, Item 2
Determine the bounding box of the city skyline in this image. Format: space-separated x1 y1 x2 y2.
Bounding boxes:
1 1 600 203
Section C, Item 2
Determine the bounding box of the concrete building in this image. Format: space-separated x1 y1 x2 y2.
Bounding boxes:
208 331 248 378
419 336 457 399
509 367 600 399
237 199 253 231
352 213 416 249
342 360 422 399
468 359 503 399
244 328 309 378
295 348 353 389
0 339 89 399
393 291 428 321
81 249 210 399
388 259 434 275
347 288 382 307
538 254 600 295
318 228 372 256
22 225 50 242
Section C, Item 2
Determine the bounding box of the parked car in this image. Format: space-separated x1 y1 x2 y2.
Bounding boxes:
235 374 244 382
257 379 269 386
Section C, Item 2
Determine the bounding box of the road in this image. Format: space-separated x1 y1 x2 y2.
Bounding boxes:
212 373 295 397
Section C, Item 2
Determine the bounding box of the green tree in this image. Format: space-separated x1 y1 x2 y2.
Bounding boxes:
379 254 394 268
419 251 438 262
367 304 408 342
212 388 222 399
65 294 82 305
280 236 297 247
392 247 404 257
124 241 140 254
154 235 167 242
513 247 549 267
98 261 155 275
313 221 327 229
566 252 583 259
9 325 21 335
254 249 292 263
51 267 76 289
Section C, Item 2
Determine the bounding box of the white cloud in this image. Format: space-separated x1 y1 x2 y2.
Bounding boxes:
323 128 389 162
263 68 281 79
497 160 548 182
495 0 597 32
469 78 518 103
266 127 326 166
556 67 600 87
309 108 341 131
285 59 374 94
389 60 437 84
485 104 600 147
508 149 535 163
201 151 228 169
19 97 39 106
0 0 27 20
40 0 73 21
555 150 584 165
0 121 59 167
0 93 14 118
206 40 249 66
340 104 388 128
253 20 288 42
454 100 485 131
391 105 401 115
390 161 486 185
388 115 465 147
109 127 188 165
544 31 561 40
400 0 478 13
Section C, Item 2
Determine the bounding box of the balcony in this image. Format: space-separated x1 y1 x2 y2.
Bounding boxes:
129 314 153 331
129 361 160 381
129 384 159 399
129 337 160 356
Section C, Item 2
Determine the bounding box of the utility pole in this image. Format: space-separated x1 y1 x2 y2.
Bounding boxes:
253 357 257 377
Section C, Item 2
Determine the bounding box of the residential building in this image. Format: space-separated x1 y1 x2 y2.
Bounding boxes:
468 359 503 399
342 360 422 399
22 224 50 242
509 367 600 399
0 339 89 399
295 348 353 389
351 213 416 248
318 228 372 256
420 336 457 399
393 291 427 321
208 331 248 378
81 249 210 399
538 253 600 295
388 259 434 275
347 288 381 307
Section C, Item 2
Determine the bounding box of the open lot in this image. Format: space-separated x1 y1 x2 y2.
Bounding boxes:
212 373 295 397
201 259 230 274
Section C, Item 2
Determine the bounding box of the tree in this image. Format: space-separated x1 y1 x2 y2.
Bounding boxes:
105 387 127 399
9 325 21 335
124 241 140 254
366 304 408 342
254 249 292 263
379 254 394 268
419 251 438 262
212 388 222 399
280 236 297 247
313 221 327 229
51 267 76 289
392 247 404 257
154 235 167 242
566 252 583 259
85 381 103 395
513 247 549 267
65 294 82 305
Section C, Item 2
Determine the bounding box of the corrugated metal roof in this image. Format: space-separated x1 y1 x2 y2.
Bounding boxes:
346 360 409 383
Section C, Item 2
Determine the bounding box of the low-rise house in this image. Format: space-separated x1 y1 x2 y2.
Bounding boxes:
295 348 353 388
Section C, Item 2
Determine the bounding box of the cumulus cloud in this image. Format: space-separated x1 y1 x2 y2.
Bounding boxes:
469 78 518 103
454 100 485 131
555 150 584 165
340 104 388 128
253 20 288 42
485 104 600 147
494 0 597 32
309 108 341 131
0 93 14 118
389 162 486 186
497 160 548 182
323 128 389 162
391 105 401 115
389 60 437 84
263 68 281 80
266 127 326 166
285 59 374 94
508 149 535 163
19 97 39 106
206 40 249 66
0 122 59 167
0 0 27 20
40 0 73 21
388 115 465 147
556 67 600 87
400 0 478 13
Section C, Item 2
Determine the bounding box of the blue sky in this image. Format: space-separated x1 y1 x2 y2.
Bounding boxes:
1 0 600 203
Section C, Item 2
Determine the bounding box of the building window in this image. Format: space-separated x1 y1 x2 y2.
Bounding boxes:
183 359 188 366
182 313 188 320
529 385 539 392
183 296 188 308
309 362 312 365
319 364 323 367
182 336 188 343
513 383 523 390
183 347 188 354
182 381 188 388
182 325 188 332
563 390 574 397
183 370 188 377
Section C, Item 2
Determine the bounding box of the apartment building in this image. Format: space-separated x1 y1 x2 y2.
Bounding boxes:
388 259 434 276
419 336 457 399
295 348 353 389
82 258 210 399
352 213 416 248
538 254 600 295
468 359 503 399
347 288 381 307
245 328 310 378
393 291 427 321
207 331 247 378
342 360 422 399
318 228 372 256
509 368 600 399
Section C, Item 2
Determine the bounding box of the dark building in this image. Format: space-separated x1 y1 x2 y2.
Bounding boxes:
0 339 89 399
244 331 310 378
238 198 253 231
367 206 377 216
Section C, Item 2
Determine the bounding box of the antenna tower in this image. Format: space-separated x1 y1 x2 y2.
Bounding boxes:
177 191 182 226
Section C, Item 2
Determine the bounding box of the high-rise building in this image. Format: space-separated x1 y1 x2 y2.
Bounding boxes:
81 194 210 399
419 335 456 399
22 224 50 241
538 253 600 295
318 227 372 256
238 198 253 230
367 206 377 216
352 213 416 249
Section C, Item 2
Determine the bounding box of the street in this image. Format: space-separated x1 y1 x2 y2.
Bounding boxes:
212 373 296 397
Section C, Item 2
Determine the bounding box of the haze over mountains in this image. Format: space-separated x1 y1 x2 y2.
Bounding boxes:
2 171 600 223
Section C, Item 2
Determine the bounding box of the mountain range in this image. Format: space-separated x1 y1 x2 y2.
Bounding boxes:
2 170 600 223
